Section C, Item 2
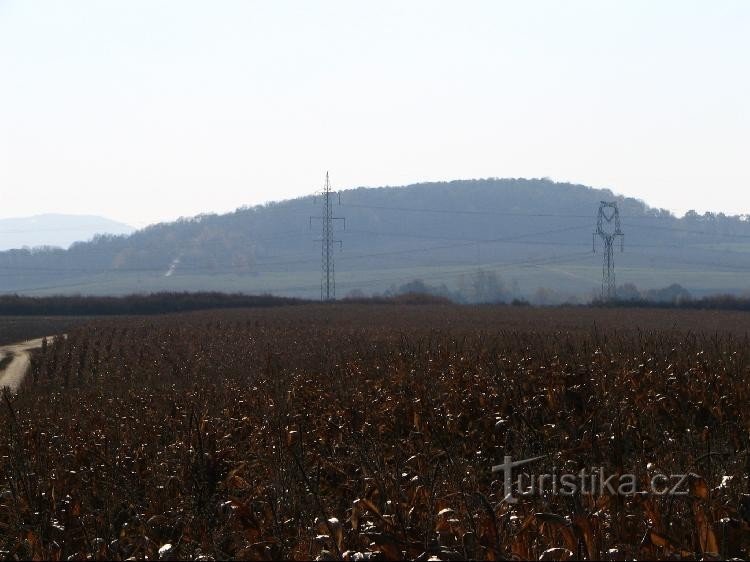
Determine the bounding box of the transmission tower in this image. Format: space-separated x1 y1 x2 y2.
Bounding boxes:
593 201 624 300
310 172 345 301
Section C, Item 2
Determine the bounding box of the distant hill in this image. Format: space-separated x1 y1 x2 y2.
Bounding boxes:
1 178 749 301
0 214 135 251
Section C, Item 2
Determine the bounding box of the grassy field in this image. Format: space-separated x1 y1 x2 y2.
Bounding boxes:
1 304 750 560
11 257 750 300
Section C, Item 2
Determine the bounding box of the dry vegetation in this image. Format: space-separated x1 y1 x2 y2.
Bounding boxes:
0 317 94 347
1 305 750 560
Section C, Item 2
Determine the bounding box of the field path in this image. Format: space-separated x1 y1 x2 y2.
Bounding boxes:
0 337 48 393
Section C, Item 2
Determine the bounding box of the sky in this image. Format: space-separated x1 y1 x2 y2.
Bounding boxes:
0 1 748 227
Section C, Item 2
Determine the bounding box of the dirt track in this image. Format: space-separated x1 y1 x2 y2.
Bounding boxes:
0 338 47 393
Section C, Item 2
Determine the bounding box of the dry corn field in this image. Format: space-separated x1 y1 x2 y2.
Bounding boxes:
2 305 750 560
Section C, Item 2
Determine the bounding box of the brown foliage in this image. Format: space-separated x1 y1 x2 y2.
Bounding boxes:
1 305 750 560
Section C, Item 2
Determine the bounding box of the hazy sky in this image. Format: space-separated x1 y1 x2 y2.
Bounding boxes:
1 1 748 226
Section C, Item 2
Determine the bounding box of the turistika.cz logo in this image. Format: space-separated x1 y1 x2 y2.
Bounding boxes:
492 455 695 504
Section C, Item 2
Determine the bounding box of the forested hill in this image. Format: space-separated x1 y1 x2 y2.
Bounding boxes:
2 178 750 301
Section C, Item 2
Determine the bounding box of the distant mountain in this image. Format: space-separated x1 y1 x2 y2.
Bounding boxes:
0 214 135 251
1 179 749 300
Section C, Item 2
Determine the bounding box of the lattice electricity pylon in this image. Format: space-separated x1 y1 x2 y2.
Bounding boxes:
592 201 624 300
310 172 345 301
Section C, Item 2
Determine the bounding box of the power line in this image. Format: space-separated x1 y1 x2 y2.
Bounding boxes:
344 202 593 218
343 202 676 220
3 217 750 278
0 221 696 275
336 224 592 263
633 222 750 239
344 202 750 238
1 223 749 276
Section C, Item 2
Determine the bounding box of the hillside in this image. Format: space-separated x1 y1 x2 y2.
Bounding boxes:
1 178 749 301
